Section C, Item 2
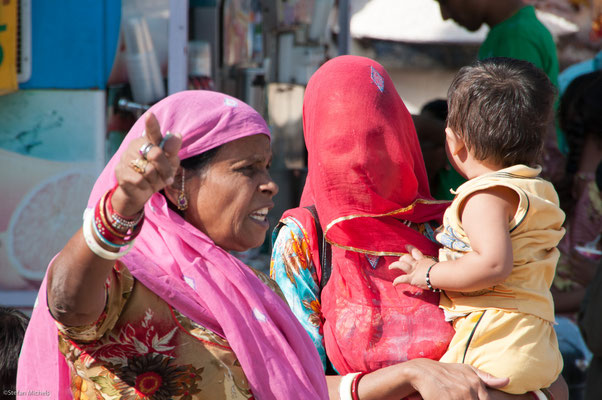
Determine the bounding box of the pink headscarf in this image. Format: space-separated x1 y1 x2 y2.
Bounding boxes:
17 91 328 400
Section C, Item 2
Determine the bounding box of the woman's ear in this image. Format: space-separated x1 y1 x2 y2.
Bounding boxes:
164 167 184 206
445 127 465 156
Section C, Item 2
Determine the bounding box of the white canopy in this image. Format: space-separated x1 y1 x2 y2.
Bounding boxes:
350 0 578 43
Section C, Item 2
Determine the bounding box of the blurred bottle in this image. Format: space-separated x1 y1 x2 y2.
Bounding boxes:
188 40 214 90
123 16 165 104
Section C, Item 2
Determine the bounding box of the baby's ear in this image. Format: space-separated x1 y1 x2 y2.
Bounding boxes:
445 127 465 156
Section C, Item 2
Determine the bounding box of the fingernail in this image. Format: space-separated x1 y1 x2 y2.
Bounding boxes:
142 129 147 137
166 177 174 185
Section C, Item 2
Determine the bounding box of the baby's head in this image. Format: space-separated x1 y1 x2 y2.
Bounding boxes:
446 57 556 169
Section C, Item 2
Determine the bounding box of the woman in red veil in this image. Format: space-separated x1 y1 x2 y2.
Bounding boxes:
270 55 567 399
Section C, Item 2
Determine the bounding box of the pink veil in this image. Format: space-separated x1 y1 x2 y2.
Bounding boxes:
17 91 328 400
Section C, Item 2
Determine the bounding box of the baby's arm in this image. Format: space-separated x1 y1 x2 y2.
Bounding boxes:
391 186 518 292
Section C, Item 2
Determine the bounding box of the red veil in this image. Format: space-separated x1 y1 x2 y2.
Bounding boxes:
284 56 454 374
299 55 448 256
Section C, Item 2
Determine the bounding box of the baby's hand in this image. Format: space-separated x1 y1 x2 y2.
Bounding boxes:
389 245 437 289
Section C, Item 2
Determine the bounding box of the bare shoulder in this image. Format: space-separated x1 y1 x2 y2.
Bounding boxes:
461 185 519 222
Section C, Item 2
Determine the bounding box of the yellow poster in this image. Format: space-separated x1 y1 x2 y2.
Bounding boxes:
0 0 18 94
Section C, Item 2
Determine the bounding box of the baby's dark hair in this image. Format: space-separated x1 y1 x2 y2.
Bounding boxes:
447 57 556 167
0 307 30 392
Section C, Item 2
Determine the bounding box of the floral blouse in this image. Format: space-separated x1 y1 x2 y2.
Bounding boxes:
56 261 283 400
270 216 438 372
270 216 327 370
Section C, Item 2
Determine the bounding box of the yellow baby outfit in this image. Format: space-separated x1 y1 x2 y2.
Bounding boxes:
437 165 565 394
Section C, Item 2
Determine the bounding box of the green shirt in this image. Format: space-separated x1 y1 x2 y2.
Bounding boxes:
478 5 559 88
435 6 564 200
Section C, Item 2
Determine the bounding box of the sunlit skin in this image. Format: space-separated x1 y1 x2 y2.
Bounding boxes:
167 134 279 252
435 0 526 32
436 0 487 31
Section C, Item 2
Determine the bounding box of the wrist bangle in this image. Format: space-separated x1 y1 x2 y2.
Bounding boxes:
531 390 547 400
92 218 127 248
98 191 128 239
339 372 360 400
425 261 441 292
83 209 134 260
351 372 366 400
96 188 144 243
541 388 554 400
106 185 145 230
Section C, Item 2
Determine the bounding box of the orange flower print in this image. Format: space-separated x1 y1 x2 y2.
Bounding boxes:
283 233 310 285
302 299 322 327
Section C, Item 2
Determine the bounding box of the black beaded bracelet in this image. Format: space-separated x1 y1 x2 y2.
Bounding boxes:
425 262 441 292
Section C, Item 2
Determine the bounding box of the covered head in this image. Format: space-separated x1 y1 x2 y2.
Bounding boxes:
18 91 328 400
300 55 448 257
90 90 270 204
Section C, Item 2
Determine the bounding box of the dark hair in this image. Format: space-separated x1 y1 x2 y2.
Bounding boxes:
420 99 448 122
557 71 602 213
596 161 602 192
180 145 223 172
0 307 30 392
558 71 602 175
447 57 556 167
163 145 222 215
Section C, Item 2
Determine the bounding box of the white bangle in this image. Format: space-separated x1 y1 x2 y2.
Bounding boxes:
532 390 547 400
339 372 360 400
82 208 134 260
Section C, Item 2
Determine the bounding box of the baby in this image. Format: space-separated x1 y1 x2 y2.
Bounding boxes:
390 57 564 394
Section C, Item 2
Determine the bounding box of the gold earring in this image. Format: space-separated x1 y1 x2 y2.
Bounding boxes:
177 170 188 211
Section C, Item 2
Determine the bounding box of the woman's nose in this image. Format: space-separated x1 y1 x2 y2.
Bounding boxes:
260 174 279 197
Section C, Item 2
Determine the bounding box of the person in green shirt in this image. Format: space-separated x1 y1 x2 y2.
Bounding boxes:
433 0 564 199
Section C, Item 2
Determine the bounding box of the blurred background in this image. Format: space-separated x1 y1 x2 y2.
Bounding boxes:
0 0 599 312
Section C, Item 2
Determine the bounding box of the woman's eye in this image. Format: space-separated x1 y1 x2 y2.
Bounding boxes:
236 165 255 174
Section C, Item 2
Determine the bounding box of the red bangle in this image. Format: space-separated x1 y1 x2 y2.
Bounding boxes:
98 191 127 237
94 189 144 244
102 187 144 238
351 372 366 400
95 193 128 244
106 185 144 230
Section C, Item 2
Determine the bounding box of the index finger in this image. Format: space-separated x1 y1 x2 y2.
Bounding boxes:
389 260 411 273
144 113 163 146
405 244 425 260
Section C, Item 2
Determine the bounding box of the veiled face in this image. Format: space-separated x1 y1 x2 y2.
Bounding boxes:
184 134 279 252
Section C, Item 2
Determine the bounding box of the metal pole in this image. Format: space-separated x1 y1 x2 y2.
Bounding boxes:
168 0 189 95
337 0 350 55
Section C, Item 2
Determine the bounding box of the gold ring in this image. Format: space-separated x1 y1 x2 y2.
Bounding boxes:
129 158 149 174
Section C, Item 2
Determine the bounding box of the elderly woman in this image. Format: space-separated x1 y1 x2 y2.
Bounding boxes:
271 55 567 399
17 91 328 399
